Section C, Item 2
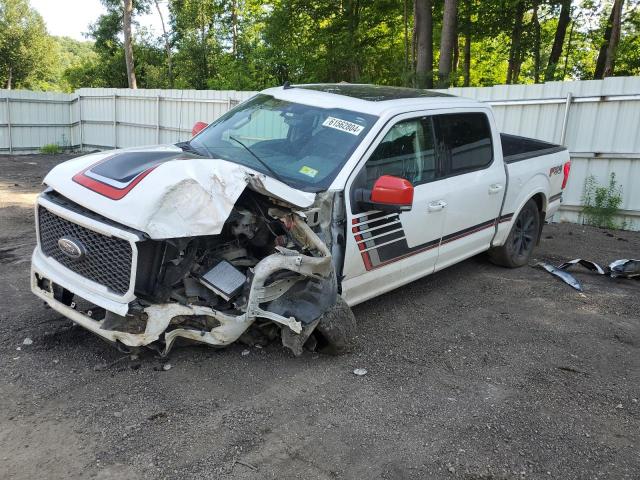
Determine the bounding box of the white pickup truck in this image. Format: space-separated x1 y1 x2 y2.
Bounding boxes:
31 84 571 355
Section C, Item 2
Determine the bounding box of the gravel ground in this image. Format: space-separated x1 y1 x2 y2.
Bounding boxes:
1 153 639 480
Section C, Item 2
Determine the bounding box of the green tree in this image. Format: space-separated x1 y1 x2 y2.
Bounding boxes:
66 0 163 89
0 0 55 89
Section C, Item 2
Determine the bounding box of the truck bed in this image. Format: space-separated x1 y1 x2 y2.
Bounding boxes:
501 133 566 164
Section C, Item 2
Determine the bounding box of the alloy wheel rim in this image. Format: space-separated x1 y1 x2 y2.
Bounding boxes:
512 211 535 256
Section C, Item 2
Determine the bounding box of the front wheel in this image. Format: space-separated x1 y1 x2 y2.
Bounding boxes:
311 296 356 355
489 199 540 268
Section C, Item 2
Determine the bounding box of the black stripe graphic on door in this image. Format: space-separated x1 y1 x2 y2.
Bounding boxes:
352 211 515 271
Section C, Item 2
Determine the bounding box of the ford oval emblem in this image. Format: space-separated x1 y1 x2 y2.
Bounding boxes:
57 237 86 260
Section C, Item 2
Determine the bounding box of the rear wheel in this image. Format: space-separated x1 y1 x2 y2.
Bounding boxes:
489 199 540 268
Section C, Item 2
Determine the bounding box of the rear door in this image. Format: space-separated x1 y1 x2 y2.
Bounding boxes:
432 111 507 271
341 113 449 306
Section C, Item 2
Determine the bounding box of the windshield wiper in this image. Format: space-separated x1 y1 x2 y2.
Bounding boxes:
228 135 287 184
176 140 216 158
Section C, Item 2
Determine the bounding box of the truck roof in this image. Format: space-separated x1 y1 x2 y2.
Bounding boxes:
261 83 483 117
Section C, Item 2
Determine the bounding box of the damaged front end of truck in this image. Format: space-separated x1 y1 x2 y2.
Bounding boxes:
31 152 354 356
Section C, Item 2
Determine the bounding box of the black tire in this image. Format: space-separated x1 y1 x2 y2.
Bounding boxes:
489 199 540 268
312 296 356 355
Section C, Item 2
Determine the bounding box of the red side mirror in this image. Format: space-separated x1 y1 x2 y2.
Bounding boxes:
191 121 208 137
370 175 414 208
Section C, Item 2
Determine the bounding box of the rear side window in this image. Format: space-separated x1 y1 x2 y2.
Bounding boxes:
435 113 493 174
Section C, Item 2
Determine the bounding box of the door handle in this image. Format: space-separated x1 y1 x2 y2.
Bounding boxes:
489 184 504 194
428 200 447 212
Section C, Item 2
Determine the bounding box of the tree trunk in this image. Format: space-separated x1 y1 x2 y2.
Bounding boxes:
532 0 541 83
562 13 576 79
452 31 460 81
201 24 208 88
231 0 238 57
154 0 173 88
412 0 417 86
603 0 624 77
544 0 571 82
404 0 410 85
123 0 137 89
345 0 361 82
415 0 433 88
463 0 471 87
6 66 12 90
506 0 525 84
594 1 618 79
438 0 457 88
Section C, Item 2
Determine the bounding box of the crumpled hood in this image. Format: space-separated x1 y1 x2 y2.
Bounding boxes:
43 145 316 239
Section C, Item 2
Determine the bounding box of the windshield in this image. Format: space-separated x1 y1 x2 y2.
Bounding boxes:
189 94 378 192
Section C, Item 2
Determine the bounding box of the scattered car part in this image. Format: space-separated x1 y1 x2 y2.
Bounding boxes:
538 257 639 290
537 262 582 291
608 259 640 278
557 258 606 275
557 258 640 279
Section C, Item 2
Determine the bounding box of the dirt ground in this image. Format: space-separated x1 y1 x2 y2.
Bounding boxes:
0 153 638 480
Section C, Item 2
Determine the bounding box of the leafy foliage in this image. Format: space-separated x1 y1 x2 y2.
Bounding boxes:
581 173 625 229
1 0 640 92
0 0 55 89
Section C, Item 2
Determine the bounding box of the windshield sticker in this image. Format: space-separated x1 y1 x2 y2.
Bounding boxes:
299 166 319 178
322 117 365 136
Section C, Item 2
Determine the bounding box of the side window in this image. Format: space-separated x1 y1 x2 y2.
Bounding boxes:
435 113 493 174
364 117 437 188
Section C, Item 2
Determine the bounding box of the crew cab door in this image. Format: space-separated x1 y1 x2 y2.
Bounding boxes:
341 113 449 306
433 111 507 271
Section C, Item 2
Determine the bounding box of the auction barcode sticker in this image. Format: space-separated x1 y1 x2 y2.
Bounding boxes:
322 117 365 136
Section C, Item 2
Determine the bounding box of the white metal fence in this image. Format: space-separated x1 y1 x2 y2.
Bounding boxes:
0 88 256 152
1 77 639 229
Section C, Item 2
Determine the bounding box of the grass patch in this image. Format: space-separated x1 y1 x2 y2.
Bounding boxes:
40 144 62 154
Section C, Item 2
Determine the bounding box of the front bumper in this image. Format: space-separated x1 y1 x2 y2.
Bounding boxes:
32 254 258 352
31 215 333 354
32 247 131 316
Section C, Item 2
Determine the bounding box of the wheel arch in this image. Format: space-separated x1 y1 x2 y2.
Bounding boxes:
529 192 546 244
493 184 548 248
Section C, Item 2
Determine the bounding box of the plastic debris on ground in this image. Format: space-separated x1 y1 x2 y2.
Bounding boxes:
557 259 606 275
608 259 640 278
537 262 583 291
536 258 640 290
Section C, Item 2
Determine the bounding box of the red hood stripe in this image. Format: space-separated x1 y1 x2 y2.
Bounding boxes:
72 161 158 200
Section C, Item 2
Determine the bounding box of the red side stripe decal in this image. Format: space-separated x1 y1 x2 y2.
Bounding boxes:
353 229 373 271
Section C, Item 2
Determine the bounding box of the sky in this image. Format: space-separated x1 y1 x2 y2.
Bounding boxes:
30 0 169 41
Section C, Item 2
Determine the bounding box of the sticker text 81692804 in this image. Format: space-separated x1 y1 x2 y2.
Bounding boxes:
322 117 365 136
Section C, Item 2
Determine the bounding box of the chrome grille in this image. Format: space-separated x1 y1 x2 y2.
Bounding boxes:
38 207 133 295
